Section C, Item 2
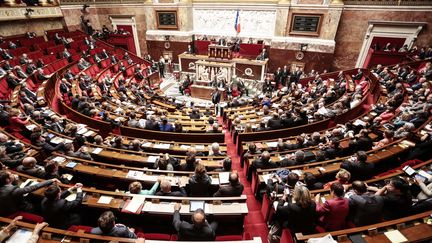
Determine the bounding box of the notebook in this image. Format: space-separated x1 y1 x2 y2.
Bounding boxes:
384 230 408 243
190 201 205 212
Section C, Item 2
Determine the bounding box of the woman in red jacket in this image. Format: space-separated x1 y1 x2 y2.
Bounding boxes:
8 108 30 133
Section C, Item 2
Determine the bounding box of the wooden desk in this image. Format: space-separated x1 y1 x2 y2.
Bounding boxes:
191 85 225 101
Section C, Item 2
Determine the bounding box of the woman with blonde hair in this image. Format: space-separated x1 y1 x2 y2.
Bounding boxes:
271 185 317 240
324 169 351 189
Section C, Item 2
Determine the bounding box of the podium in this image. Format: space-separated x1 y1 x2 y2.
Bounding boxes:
208 44 232 59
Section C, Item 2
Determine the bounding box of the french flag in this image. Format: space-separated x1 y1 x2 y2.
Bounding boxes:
234 10 241 33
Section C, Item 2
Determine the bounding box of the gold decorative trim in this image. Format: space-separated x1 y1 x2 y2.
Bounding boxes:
0 7 63 21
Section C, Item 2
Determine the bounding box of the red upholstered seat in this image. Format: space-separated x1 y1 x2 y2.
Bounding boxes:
8 212 44 224
280 228 294 243
67 225 93 233
143 233 172 240
216 235 243 241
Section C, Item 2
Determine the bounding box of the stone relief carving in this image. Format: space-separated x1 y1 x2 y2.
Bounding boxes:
193 9 276 37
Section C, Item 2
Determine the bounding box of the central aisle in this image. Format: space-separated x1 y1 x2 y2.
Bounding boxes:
220 118 269 242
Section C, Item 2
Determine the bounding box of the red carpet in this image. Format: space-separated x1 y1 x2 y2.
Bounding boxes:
221 118 268 242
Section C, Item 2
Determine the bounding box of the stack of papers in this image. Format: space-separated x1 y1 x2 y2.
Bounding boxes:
195 145 205 150
180 145 191 150
52 156 66 163
147 156 159 163
142 142 152 147
384 230 408 243
218 172 230 184
266 142 278 148
25 124 37 131
154 144 170 149
5 229 33 243
50 137 64 144
123 196 145 214
127 170 144 180
65 192 85 202
97 196 113 204
92 148 103 154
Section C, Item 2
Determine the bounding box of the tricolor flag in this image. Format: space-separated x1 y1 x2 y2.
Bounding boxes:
234 10 241 33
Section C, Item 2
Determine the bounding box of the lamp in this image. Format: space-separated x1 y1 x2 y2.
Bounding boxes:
300 43 308 52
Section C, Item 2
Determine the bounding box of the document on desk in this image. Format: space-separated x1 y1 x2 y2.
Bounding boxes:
154 143 170 149
195 145 205 150
142 142 152 147
142 201 174 213
50 137 64 144
147 156 159 163
384 230 408 243
180 145 191 150
141 174 159 182
127 170 144 180
92 147 103 154
52 156 66 163
77 127 88 135
124 196 145 213
25 124 37 131
205 203 248 215
5 229 33 243
218 172 230 184
65 192 86 202
97 196 113 204
266 142 278 148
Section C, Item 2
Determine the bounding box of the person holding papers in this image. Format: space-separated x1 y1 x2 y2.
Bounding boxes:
127 177 162 195
0 216 49 243
41 183 84 229
91 211 137 238
0 171 59 216
172 203 216 241
213 171 244 197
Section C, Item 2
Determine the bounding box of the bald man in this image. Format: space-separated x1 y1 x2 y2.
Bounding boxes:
213 171 244 197
16 157 46 178
173 203 217 241
155 180 186 197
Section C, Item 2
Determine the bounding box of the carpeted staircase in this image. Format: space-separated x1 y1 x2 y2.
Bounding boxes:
221 119 269 242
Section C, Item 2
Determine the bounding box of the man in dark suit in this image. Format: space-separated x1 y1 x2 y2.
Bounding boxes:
213 172 244 197
352 68 363 81
91 211 137 238
173 203 217 241
156 180 186 197
0 133 23 153
293 67 303 83
16 157 46 178
274 67 283 88
15 66 27 79
110 55 118 64
217 37 226 46
211 88 221 105
282 65 290 86
267 113 282 130
6 71 22 89
247 151 276 181
0 48 13 60
25 61 37 75
37 68 50 82
59 78 71 94
100 49 109 59
2 61 12 71
0 170 57 216
21 83 36 100
348 181 384 226
144 116 160 131
256 48 268 60
41 183 83 229
341 151 374 181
